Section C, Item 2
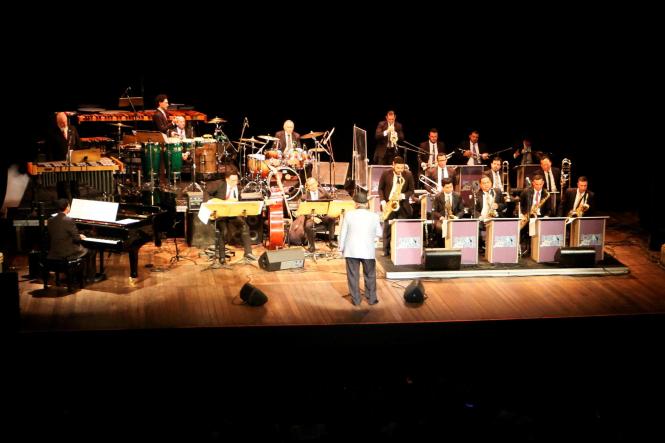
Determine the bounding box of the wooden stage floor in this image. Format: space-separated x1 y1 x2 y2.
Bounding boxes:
15 213 665 334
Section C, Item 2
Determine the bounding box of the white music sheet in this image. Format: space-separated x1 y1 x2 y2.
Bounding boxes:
68 198 119 222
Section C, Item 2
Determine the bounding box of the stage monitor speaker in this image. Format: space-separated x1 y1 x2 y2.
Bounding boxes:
258 248 305 272
556 247 596 267
239 282 268 306
403 279 426 303
423 248 462 270
186 210 216 248
235 215 263 245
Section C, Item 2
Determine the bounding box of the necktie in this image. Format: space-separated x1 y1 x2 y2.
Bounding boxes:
287 134 291 149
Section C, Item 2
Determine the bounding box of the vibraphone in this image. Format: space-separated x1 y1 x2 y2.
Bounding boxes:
28 158 124 200
77 110 207 122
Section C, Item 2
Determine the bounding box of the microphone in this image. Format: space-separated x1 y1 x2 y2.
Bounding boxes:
244 117 249 128
525 177 531 187
322 127 334 144
124 86 131 95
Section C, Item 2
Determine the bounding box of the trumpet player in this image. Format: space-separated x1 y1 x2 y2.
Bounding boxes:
431 178 465 245
461 130 489 166
378 156 415 257
418 128 446 171
374 110 404 165
425 153 457 190
560 176 594 218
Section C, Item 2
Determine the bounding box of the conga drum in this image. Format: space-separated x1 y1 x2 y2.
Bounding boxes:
141 142 162 180
165 137 183 181
195 140 218 174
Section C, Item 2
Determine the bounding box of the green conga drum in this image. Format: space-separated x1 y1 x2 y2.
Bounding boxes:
142 142 161 180
165 137 183 180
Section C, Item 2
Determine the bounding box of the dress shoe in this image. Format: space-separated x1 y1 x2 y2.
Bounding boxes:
328 240 338 249
368 299 379 305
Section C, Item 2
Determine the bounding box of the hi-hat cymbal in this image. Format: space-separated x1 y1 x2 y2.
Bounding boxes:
258 135 279 141
300 131 325 139
239 137 264 144
207 117 227 124
108 122 132 128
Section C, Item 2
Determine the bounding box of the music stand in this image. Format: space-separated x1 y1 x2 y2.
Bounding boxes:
327 200 356 218
295 200 330 217
204 199 264 268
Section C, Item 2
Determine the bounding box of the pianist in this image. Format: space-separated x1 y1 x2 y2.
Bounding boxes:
47 198 97 282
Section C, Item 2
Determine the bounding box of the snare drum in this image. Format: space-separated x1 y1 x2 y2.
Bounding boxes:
141 142 162 179
165 137 183 179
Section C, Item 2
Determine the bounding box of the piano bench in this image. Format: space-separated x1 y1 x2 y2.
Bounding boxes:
43 257 86 292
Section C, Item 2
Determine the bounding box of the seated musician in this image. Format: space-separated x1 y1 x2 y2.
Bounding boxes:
275 120 301 157
292 177 337 253
473 176 506 250
47 198 98 282
419 128 446 172
518 174 553 255
171 116 195 161
431 178 465 245
425 153 457 189
207 173 257 261
559 175 594 218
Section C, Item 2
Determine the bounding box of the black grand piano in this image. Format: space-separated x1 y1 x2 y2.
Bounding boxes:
72 202 166 278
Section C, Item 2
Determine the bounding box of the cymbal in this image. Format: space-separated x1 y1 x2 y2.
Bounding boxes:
108 122 132 128
247 153 266 160
207 117 227 124
239 137 264 144
258 135 279 141
309 147 327 153
300 131 325 139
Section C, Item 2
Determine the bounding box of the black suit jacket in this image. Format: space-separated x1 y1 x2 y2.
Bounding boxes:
46 125 81 161
302 187 331 201
432 192 465 220
153 109 173 135
560 188 595 217
483 169 505 189
519 188 554 218
418 141 446 166
47 212 85 260
473 188 506 218
374 120 404 163
275 130 301 153
378 170 415 217
208 182 241 200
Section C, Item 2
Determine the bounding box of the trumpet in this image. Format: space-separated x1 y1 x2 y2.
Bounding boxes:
419 174 440 195
388 123 398 147
501 160 511 202
561 158 572 189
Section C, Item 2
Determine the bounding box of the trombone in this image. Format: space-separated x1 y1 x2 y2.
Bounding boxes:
561 158 572 190
419 174 440 195
501 160 511 202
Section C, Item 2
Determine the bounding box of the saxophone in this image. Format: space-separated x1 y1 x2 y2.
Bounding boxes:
382 175 405 221
519 190 550 229
444 198 457 220
485 189 499 220
388 123 398 147
565 193 590 224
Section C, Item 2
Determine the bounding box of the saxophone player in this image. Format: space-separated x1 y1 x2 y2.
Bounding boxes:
431 178 465 246
560 176 594 218
378 156 415 257
518 174 552 255
374 110 404 165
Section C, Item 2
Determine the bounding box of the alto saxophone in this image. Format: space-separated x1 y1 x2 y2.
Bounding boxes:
519 190 550 229
565 194 590 224
444 198 457 220
382 175 405 221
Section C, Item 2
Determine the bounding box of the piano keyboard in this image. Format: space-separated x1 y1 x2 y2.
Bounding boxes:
84 237 121 245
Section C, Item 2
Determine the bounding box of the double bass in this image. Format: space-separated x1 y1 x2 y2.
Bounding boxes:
265 164 292 249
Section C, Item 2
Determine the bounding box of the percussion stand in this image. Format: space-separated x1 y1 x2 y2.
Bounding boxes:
185 146 203 192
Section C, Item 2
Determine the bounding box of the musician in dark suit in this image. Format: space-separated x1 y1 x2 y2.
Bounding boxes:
47 198 97 281
459 130 488 165
299 177 337 252
170 115 195 139
483 156 506 190
207 173 256 261
519 174 554 219
533 156 561 195
425 153 457 189
560 176 594 217
378 156 415 256
418 128 446 171
152 94 174 136
45 112 81 162
374 110 404 165
275 119 301 156
431 178 465 243
473 175 506 220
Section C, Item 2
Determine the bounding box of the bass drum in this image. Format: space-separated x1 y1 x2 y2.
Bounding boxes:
267 166 302 201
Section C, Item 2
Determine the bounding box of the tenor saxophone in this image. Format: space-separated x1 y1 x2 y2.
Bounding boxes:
381 175 405 221
519 190 550 229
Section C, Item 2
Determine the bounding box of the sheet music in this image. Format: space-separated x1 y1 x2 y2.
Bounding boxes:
198 204 212 225
69 198 118 222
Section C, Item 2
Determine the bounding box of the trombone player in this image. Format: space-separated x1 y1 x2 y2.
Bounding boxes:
378 156 415 257
425 153 457 190
431 178 465 246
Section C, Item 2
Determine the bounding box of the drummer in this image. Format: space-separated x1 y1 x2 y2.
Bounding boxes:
275 119 301 155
